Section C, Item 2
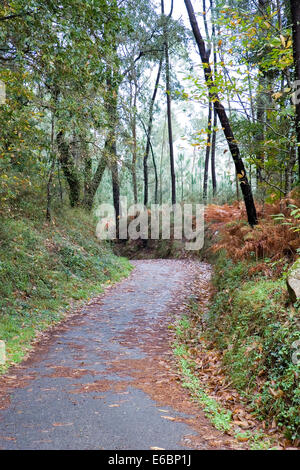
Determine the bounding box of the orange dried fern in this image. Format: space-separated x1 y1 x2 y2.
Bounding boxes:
205 193 300 262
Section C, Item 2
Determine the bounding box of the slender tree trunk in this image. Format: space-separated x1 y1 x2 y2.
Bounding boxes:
109 129 120 239
83 152 92 205
247 64 255 123
132 117 138 204
81 128 107 211
57 130 80 207
144 57 163 206
82 153 107 210
161 0 176 204
46 109 56 220
256 0 271 184
256 73 266 185
79 137 92 208
276 0 282 30
210 0 217 198
290 0 300 182
111 154 120 239
203 99 212 202
131 72 138 204
211 107 217 197
46 88 60 220
160 114 167 205
57 161 63 202
106 64 120 237
202 0 211 53
46 158 55 221
184 0 258 226
151 143 159 205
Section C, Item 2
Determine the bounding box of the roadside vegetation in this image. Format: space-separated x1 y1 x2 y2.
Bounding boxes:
172 196 300 445
0 196 132 372
173 316 279 449
1 0 300 449
206 254 299 442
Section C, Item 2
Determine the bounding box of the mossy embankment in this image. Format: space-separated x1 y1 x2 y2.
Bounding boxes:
171 200 300 444
205 254 300 441
0 206 132 372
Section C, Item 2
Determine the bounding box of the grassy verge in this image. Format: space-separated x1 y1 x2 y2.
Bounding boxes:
173 340 232 433
0 206 132 372
173 314 283 449
206 254 300 442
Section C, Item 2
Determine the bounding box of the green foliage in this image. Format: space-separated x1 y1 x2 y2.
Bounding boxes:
173 341 232 432
272 204 300 233
0 204 132 372
207 255 300 440
183 0 298 201
173 310 277 448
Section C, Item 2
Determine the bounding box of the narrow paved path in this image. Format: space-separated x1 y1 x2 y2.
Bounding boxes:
0 260 236 450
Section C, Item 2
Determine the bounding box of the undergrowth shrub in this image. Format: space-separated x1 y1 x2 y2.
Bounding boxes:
205 191 300 262
0 206 132 368
206 254 300 441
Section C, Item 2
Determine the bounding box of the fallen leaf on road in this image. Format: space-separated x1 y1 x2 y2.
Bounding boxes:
32 440 52 444
52 422 73 427
161 415 176 421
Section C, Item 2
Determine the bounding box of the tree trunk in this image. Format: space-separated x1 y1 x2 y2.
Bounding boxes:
290 0 300 181
57 130 80 207
203 99 212 202
111 155 120 239
184 0 258 226
161 0 176 205
82 152 107 210
160 114 167 205
256 1 271 184
131 72 138 204
46 109 56 220
46 158 55 221
210 0 217 198
105 62 120 237
83 152 92 206
211 107 217 197
144 57 163 206
151 142 159 205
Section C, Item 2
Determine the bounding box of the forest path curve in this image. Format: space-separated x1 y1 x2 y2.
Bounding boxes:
0 260 238 450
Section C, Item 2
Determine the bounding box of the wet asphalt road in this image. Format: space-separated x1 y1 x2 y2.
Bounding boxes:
0 260 211 450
